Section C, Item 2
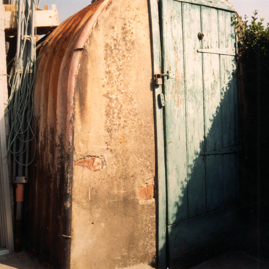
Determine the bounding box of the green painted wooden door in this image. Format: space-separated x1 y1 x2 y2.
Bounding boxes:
161 0 238 265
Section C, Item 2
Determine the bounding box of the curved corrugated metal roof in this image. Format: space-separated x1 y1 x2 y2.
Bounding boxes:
35 0 112 130
30 1 111 267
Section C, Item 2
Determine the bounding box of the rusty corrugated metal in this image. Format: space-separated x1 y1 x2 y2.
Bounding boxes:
28 1 111 268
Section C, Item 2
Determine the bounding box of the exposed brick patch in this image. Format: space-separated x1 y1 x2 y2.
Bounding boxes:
74 157 102 171
139 184 154 200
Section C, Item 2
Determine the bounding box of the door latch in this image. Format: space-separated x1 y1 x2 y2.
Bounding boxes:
154 72 170 85
158 93 166 107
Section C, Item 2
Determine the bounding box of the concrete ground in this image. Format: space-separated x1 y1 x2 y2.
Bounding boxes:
0 251 269 269
0 251 46 269
189 251 269 269
0 251 154 269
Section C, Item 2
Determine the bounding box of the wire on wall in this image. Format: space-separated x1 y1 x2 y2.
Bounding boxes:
7 0 37 175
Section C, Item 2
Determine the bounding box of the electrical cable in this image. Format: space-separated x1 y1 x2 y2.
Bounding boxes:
7 0 37 167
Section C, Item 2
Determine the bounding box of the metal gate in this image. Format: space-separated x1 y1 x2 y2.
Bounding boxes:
150 0 239 267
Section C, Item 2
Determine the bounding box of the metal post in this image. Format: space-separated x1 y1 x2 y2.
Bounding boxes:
0 1 14 254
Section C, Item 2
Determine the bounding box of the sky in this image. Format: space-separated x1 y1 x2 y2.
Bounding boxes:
42 0 269 25
231 0 269 25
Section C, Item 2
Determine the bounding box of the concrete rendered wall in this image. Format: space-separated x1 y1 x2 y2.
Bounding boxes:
71 0 156 268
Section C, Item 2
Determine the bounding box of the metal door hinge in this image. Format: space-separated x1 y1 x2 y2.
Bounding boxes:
154 72 170 85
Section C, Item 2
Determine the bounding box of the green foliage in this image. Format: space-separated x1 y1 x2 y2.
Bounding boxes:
235 11 269 194
235 10 269 77
235 11 269 105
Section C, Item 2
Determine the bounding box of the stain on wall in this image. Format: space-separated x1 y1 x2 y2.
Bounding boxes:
29 3 105 267
71 0 156 268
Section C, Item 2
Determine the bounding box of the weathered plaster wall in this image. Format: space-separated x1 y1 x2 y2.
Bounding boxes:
71 0 156 268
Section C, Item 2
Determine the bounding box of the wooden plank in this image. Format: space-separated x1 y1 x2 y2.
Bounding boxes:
206 155 223 210
233 18 239 198
0 2 14 253
149 0 167 268
223 154 237 205
4 5 16 12
225 11 238 201
35 8 59 27
165 0 188 225
51 4 59 27
233 20 239 148
219 10 238 205
174 0 236 12
201 6 223 211
202 6 220 152
4 6 59 34
219 11 236 148
4 5 11 11
168 206 240 264
182 2 206 218
222 55 238 203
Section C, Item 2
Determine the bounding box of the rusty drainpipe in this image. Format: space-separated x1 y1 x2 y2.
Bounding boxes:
13 0 35 251
12 0 24 252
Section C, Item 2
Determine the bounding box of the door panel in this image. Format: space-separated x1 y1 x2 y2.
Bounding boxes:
162 0 238 263
206 155 223 211
182 3 206 219
201 7 223 212
165 0 188 224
